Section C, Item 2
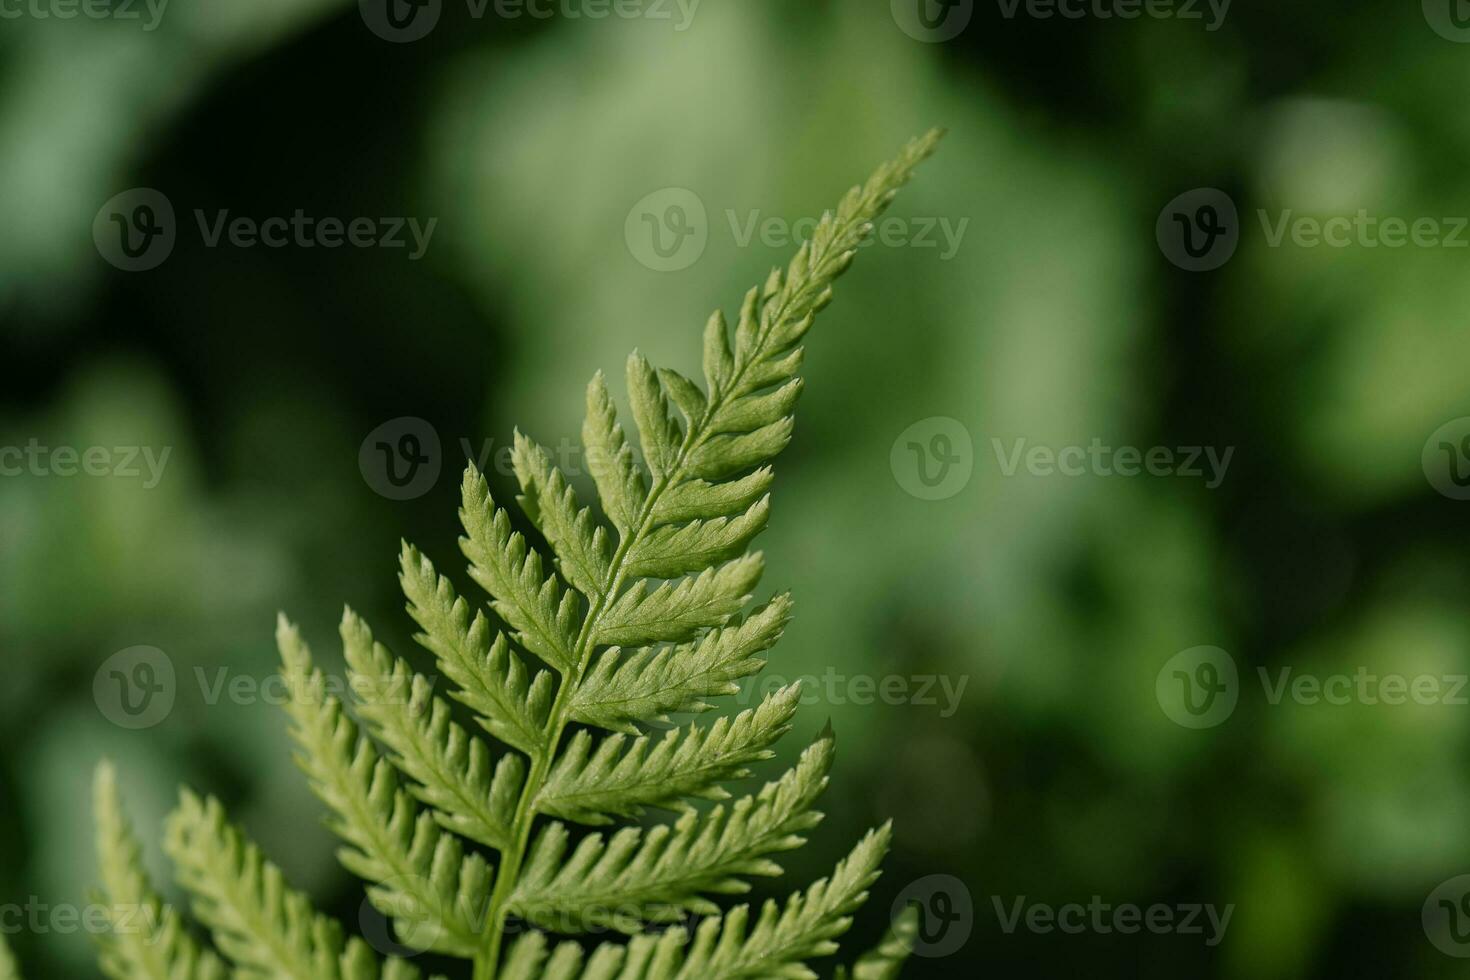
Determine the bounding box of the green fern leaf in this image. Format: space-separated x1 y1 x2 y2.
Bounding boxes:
501 824 889 980
399 544 553 755
164 789 433 980
569 595 790 733
539 684 801 825
582 371 649 537
594 552 764 648
459 469 580 671
510 734 833 931
91 130 941 980
92 761 227 980
277 616 490 956
341 608 525 851
511 431 614 600
837 904 919 980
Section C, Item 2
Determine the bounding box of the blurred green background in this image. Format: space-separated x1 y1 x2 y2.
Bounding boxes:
6 0 1470 976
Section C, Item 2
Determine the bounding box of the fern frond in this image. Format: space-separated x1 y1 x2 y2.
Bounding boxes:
399 544 553 755
459 468 581 672
594 553 764 648
91 131 942 980
540 684 802 825
341 608 525 851
511 431 614 601
502 824 890 980
583 371 649 537
510 734 834 931
163 790 433 980
276 616 490 957
92 761 227 980
623 495 770 580
836 904 919 980
570 595 791 732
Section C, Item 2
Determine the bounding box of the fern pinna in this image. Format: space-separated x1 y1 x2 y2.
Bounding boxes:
83 131 941 980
